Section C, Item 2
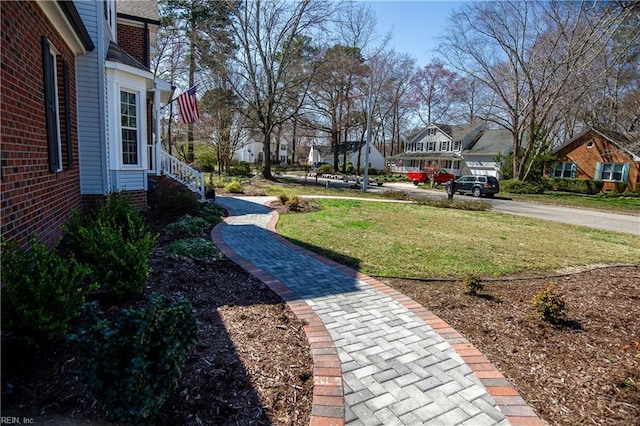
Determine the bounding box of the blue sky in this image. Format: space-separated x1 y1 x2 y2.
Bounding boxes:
366 1 464 65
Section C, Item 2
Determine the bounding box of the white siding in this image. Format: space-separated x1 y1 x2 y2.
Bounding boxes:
110 170 147 192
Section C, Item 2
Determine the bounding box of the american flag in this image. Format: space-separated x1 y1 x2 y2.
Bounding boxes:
177 86 200 124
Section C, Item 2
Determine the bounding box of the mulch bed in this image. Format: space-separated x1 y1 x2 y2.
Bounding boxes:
385 266 640 426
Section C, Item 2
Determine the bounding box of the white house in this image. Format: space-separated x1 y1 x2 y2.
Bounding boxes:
308 142 386 171
389 123 513 178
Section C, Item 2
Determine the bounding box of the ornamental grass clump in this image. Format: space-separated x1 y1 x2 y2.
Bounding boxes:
532 283 568 324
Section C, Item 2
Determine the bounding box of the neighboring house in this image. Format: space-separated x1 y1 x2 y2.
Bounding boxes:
308 142 386 171
460 129 513 178
75 0 172 208
548 127 640 192
1 1 94 247
388 123 480 177
389 123 513 178
234 130 280 164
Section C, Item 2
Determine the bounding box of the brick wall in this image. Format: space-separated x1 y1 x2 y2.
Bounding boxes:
1 2 82 249
117 23 147 68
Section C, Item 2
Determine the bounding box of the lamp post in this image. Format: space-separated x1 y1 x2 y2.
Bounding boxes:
362 75 374 191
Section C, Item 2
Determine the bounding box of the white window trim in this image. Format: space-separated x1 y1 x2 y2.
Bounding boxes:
106 68 148 171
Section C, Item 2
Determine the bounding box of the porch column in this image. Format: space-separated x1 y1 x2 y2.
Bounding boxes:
154 88 161 175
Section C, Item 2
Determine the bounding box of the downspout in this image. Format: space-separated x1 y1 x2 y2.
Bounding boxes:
144 22 149 68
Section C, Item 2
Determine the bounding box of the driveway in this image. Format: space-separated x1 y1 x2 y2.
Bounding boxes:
284 175 640 236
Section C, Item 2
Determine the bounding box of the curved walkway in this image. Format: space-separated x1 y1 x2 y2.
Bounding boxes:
212 196 543 426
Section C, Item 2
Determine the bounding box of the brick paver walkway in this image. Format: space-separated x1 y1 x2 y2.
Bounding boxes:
211 196 542 426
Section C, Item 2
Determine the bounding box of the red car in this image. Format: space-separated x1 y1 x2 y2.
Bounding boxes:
408 170 456 185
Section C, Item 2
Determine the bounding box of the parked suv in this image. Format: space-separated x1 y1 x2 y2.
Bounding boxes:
455 175 500 198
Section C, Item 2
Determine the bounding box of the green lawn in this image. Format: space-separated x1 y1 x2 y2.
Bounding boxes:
276 199 640 279
504 191 640 214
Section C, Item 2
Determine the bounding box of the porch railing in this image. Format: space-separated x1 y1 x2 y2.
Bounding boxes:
160 150 206 200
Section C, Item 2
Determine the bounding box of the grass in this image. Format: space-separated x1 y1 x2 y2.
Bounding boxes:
276 198 640 279
503 191 640 214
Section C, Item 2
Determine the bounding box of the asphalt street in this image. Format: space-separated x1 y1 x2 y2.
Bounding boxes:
286 175 640 236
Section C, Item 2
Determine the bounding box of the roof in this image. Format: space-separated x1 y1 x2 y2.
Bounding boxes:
554 127 640 160
117 0 160 24
462 129 513 155
106 41 149 71
312 142 376 156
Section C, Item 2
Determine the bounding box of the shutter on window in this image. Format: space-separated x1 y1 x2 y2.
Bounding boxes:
621 163 630 182
41 37 59 173
594 162 603 180
63 60 73 169
571 162 577 178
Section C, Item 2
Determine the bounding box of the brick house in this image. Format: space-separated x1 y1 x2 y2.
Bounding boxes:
1 0 171 248
548 128 640 192
1 1 94 247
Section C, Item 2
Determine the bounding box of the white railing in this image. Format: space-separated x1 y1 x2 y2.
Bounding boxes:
160 150 206 200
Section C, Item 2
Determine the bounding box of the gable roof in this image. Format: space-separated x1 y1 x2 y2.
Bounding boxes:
462 129 513 156
555 127 640 161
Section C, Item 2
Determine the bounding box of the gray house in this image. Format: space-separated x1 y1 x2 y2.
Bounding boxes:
460 129 513 178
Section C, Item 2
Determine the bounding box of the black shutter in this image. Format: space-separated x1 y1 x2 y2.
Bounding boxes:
63 60 73 169
41 36 59 173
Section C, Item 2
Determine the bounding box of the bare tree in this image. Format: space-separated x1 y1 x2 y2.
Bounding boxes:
440 1 639 181
409 59 463 125
224 0 334 179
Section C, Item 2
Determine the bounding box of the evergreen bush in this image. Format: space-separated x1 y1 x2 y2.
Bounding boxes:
1 236 91 343
69 293 198 424
64 195 157 301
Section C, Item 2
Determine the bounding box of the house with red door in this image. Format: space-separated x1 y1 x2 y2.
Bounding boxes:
548 128 640 192
1 0 182 249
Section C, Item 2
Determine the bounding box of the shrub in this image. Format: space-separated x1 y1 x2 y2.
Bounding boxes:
1 237 91 343
532 283 568 323
317 164 334 174
199 202 225 224
278 193 290 204
285 195 301 212
544 178 604 195
613 181 627 194
69 293 198 424
64 195 157 301
463 273 484 296
228 161 252 177
166 238 221 261
165 215 211 237
224 179 244 193
340 162 355 174
500 179 545 194
148 178 199 219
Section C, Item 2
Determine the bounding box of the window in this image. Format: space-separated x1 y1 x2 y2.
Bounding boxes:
427 128 437 136
549 162 577 178
439 141 450 151
417 142 423 151
453 140 461 151
596 162 629 182
280 144 287 152
42 37 62 173
120 90 138 165
427 141 436 151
